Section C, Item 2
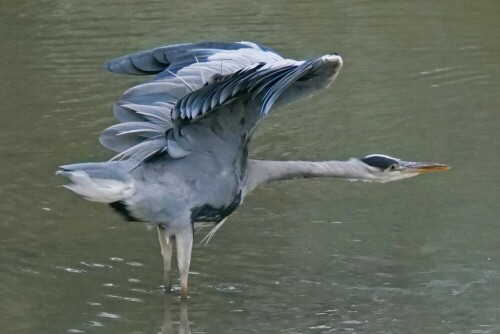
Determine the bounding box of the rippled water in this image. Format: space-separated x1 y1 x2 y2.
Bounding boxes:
1 0 499 333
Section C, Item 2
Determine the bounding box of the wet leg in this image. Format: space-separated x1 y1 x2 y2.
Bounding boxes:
157 225 174 292
175 227 193 298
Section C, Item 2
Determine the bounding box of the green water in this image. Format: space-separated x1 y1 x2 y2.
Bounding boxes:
1 0 499 333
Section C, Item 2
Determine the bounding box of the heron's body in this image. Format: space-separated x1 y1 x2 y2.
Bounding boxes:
121 100 251 229
57 41 449 297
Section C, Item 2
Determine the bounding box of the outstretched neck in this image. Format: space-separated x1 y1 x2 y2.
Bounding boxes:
244 158 372 194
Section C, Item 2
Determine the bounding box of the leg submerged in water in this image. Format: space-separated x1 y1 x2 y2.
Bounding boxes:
176 227 193 298
157 225 174 292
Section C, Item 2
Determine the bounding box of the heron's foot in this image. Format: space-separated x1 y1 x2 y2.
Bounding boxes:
163 271 172 292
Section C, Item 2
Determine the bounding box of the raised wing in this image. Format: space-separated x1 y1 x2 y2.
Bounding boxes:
105 41 284 104
100 42 287 163
99 42 343 165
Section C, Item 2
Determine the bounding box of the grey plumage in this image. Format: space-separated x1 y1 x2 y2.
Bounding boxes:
105 41 282 77
57 41 448 297
171 58 326 119
99 43 341 165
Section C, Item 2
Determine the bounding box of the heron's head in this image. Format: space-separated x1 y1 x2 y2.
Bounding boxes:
358 154 450 183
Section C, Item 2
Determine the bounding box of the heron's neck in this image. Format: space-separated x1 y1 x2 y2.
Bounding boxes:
244 158 372 194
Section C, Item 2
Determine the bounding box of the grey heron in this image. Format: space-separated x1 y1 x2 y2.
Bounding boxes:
56 41 449 297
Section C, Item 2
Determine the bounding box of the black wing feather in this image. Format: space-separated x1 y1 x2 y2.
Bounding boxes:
171 58 323 120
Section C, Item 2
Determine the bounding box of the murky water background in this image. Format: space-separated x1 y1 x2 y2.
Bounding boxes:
1 0 499 333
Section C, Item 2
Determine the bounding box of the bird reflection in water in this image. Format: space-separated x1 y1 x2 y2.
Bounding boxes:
161 297 191 334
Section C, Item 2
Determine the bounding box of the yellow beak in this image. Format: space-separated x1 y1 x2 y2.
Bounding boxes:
400 161 451 173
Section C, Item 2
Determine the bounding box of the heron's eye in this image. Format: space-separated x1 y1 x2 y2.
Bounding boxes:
389 164 397 171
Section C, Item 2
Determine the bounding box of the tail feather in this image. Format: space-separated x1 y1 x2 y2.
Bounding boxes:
56 162 134 203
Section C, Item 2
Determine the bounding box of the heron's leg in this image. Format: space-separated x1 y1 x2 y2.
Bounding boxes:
157 225 174 292
175 227 193 298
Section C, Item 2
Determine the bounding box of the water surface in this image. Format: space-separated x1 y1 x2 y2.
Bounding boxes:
1 0 499 333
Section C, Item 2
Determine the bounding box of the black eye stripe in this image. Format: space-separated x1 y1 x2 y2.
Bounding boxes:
361 156 399 170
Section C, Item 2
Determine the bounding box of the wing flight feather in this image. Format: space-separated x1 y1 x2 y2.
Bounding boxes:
171 58 322 120
98 42 341 165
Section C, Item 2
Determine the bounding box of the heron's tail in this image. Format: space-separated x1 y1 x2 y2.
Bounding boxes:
56 162 135 203
99 101 175 163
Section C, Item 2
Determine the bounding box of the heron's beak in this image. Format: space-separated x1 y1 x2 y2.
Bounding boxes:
399 161 451 174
